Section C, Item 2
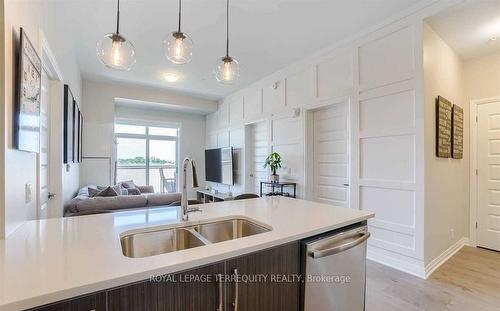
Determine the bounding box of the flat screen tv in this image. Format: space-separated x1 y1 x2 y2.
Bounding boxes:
205 147 233 185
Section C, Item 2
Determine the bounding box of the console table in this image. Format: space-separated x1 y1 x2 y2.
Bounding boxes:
260 181 297 198
196 189 233 203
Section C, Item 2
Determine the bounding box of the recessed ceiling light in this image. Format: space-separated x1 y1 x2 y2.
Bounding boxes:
490 37 498 42
163 72 180 83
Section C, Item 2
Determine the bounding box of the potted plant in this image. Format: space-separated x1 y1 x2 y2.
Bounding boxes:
264 152 282 183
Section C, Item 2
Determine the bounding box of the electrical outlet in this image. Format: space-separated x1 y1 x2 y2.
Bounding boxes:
450 229 455 239
25 183 32 204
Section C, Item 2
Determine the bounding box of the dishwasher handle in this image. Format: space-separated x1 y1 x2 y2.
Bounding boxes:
309 231 370 259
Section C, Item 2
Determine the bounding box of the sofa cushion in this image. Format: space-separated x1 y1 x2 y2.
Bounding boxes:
146 193 182 207
74 195 148 213
137 185 155 194
126 188 141 195
119 180 137 189
94 186 119 197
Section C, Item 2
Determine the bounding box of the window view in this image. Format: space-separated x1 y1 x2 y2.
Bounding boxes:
115 122 178 193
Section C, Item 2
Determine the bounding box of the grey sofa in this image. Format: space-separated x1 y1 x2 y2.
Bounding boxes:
64 185 182 217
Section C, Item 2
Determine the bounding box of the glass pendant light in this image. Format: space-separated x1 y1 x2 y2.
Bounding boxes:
96 0 136 71
164 0 193 64
215 0 240 84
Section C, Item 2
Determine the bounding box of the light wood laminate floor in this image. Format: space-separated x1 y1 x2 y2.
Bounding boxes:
366 246 500 311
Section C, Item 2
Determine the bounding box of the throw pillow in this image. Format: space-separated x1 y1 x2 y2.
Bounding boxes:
120 180 137 189
94 186 119 197
126 188 141 195
88 187 101 197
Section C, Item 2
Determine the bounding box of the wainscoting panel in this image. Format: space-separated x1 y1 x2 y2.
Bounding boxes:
263 79 286 115
356 22 422 265
358 26 415 91
360 186 415 228
360 88 415 133
316 52 354 100
286 66 314 108
360 135 416 182
229 96 244 126
243 88 263 123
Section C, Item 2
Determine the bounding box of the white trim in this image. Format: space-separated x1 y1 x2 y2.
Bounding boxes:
424 237 469 279
302 96 353 204
39 30 63 81
367 246 426 279
469 96 500 247
39 30 64 219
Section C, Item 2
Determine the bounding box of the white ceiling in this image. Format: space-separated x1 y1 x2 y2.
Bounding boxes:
50 0 425 100
426 0 500 61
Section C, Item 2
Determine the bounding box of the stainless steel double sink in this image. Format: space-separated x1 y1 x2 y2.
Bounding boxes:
120 218 272 258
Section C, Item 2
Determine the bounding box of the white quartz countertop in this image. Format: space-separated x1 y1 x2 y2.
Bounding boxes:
0 197 374 311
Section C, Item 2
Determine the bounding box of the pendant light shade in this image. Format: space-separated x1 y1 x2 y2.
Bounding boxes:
215 0 239 84
164 0 193 64
96 0 136 71
215 56 239 84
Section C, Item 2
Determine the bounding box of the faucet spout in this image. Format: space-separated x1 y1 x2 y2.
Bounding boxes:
181 156 199 221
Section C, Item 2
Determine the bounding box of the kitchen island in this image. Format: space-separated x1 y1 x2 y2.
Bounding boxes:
0 197 373 311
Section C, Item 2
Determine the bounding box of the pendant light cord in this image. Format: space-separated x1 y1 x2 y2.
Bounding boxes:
116 0 120 34
226 0 229 57
178 0 182 33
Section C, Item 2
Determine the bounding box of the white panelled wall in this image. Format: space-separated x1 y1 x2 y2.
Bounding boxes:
206 2 464 278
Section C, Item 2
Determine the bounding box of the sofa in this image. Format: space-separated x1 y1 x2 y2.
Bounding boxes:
64 185 182 217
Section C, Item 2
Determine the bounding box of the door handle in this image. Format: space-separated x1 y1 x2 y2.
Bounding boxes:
343 183 349 187
48 192 56 199
232 269 239 310
309 232 370 259
217 274 223 311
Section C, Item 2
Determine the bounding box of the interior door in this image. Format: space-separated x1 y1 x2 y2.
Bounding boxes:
38 69 51 219
477 101 500 251
312 102 350 207
249 121 268 195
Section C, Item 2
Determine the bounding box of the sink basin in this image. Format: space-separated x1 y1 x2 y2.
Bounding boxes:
193 218 271 243
121 228 206 258
120 217 271 258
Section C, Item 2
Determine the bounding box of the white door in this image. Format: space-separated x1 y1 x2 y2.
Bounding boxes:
312 102 350 207
477 101 500 251
38 69 51 219
249 121 268 195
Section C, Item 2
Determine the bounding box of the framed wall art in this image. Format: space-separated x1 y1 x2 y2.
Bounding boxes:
15 28 41 153
452 104 464 159
63 85 74 163
436 96 453 158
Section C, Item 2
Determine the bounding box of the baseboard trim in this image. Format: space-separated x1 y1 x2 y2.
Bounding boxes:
367 247 426 279
424 237 469 279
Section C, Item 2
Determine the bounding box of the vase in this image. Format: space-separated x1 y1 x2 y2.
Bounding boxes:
270 174 279 183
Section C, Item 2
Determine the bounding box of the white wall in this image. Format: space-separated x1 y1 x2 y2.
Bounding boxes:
423 23 468 266
0 1 5 239
81 79 216 197
205 1 464 278
207 12 429 277
2 0 82 236
463 51 500 102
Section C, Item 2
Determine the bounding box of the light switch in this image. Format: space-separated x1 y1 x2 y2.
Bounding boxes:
25 183 32 204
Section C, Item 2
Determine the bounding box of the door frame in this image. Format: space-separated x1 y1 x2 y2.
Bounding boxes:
243 119 270 194
303 96 353 205
469 96 500 246
39 30 64 218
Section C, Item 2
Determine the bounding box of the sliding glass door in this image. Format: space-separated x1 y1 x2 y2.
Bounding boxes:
115 123 179 193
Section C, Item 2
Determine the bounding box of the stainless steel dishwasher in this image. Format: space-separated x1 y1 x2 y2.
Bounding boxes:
301 223 370 311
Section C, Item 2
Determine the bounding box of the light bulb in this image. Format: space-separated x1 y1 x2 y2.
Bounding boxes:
112 40 123 66
96 33 136 71
215 56 239 84
164 32 193 64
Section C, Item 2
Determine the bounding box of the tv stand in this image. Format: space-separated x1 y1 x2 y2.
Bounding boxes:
196 189 233 203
